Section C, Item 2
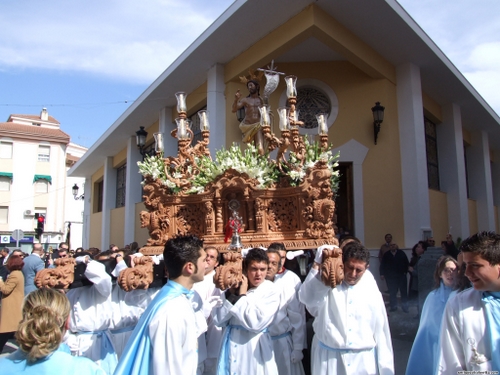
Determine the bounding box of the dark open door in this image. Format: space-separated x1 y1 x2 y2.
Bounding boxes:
334 162 354 237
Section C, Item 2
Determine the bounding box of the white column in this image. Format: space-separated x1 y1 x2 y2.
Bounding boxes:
124 137 142 245
82 177 91 249
159 107 176 157
437 103 469 238
207 64 226 157
467 131 495 231
396 63 431 247
101 157 116 250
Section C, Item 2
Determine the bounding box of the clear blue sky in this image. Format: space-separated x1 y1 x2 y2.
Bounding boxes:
1 0 499 149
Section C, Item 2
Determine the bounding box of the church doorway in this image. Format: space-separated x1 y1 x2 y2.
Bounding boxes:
334 162 354 237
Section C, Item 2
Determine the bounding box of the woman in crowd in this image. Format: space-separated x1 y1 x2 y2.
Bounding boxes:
0 288 104 374
0 254 25 352
405 255 458 375
408 241 426 317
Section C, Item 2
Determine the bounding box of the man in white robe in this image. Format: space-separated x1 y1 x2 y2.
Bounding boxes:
114 235 208 375
64 254 115 374
109 253 161 359
213 248 280 375
437 231 500 373
266 245 306 375
193 246 223 375
298 242 394 375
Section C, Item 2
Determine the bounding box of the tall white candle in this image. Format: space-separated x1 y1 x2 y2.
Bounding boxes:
198 110 210 131
278 107 289 131
316 113 328 135
285 75 297 98
154 132 164 152
177 118 187 139
260 106 270 125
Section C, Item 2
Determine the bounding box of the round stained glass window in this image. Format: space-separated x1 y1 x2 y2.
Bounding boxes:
296 87 331 129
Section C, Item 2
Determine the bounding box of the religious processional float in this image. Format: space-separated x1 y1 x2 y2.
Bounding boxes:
133 65 346 290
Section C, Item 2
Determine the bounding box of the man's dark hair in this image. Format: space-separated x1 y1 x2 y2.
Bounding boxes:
342 241 370 266
268 242 286 252
459 231 500 265
339 236 361 249
59 242 68 249
163 235 204 279
95 250 113 260
243 248 269 273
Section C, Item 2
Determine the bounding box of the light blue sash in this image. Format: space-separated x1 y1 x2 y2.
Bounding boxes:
482 291 500 371
216 325 268 375
271 331 291 341
113 280 193 375
79 329 117 375
318 340 372 354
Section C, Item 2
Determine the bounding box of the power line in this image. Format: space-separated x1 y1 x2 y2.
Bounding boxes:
0 100 133 108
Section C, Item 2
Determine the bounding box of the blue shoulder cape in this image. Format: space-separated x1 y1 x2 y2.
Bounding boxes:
113 280 193 375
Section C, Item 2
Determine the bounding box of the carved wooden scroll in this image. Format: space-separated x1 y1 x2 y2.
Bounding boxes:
118 256 154 291
214 251 243 290
320 247 344 288
35 258 76 289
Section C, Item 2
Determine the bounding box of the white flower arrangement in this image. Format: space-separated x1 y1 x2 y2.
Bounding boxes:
285 137 340 190
137 140 340 194
192 143 280 190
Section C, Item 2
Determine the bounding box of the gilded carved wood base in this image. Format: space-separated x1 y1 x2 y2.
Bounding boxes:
140 161 337 254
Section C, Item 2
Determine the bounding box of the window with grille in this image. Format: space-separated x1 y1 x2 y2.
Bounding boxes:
38 145 50 162
94 180 104 213
0 141 13 159
424 117 440 190
296 87 331 130
116 164 126 208
142 142 156 158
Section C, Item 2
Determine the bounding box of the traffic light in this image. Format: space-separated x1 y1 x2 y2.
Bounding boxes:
35 214 45 240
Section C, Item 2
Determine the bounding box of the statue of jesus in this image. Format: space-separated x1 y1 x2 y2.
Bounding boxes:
232 80 265 155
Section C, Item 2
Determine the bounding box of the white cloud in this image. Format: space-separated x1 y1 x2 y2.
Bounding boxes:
466 42 500 71
463 41 500 112
0 0 234 83
397 0 500 115
1 0 499 115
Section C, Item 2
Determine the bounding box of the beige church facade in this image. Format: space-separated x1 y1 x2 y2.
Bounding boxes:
69 0 500 251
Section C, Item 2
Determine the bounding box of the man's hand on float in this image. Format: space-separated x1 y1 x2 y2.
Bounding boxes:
239 274 248 295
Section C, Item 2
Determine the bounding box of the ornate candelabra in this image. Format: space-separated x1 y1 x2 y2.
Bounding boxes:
160 92 212 192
